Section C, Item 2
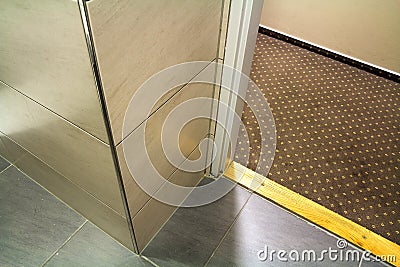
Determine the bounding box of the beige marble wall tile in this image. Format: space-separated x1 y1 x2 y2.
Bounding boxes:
86 0 224 143
118 82 214 217
0 82 125 217
119 80 215 251
0 0 108 142
132 167 204 251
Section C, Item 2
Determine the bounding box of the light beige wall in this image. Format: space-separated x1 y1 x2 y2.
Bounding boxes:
261 0 400 73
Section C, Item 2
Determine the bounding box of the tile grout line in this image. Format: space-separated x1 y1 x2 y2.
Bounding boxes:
40 220 88 267
204 188 253 266
10 149 125 218
115 58 217 147
0 163 12 175
131 137 211 242
358 256 364 267
0 80 109 145
140 255 160 267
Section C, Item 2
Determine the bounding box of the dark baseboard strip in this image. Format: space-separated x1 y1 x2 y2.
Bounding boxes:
258 26 400 84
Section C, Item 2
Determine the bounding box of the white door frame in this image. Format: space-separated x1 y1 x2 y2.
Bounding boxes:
210 0 264 176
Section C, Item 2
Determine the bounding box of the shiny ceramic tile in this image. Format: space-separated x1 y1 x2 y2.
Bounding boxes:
208 194 362 266
44 222 151 267
118 81 216 251
0 83 125 217
120 61 215 141
143 179 251 266
87 0 224 143
118 82 214 217
14 151 134 251
131 167 204 252
0 166 86 267
0 1 108 142
0 131 26 164
0 156 9 173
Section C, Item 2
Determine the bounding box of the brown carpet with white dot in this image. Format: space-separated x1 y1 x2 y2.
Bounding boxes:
235 33 400 244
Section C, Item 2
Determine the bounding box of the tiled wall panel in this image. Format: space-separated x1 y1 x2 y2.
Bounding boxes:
87 0 224 143
0 0 108 142
0 0 230 253
0 133 134 250
0 82 125 218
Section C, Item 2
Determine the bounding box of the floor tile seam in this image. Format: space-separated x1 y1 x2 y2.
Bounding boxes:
204 190 253 266
40 220 88 266
140 255 160 267
0 163 12 175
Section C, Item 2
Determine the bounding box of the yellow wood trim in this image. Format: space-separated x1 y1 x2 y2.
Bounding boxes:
225 161 400 267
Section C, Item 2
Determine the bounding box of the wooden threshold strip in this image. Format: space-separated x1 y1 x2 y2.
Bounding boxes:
225 161 400 267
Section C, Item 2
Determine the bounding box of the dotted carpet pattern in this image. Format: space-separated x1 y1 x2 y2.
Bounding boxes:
235 34 400 244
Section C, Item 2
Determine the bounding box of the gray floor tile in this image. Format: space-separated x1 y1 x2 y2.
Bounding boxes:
143 178 252 266
0 155 10 173
207 194 362 267
44 222 151 267
0 166 86 267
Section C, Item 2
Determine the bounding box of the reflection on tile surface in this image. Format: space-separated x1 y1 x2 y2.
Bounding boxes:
0 83 125 216
0 166 85 266
87 0 223 143
143 178 251 266
45 222 151 267
0 1 109 142
0 155 10 172
208 194 362 266
0 160 389 267
0 131 27 165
